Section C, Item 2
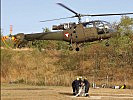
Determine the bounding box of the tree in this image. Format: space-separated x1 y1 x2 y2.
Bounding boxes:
118 16 133 35
43 27 51 32
31 27 51 51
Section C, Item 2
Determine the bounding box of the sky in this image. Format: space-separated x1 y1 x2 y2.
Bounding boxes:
1 0 133 35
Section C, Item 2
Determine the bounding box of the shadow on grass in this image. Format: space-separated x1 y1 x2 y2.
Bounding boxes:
2 88 52 91
59 92 73 96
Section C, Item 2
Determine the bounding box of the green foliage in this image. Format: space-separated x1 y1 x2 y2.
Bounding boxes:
31 27 51 51
43 27 51 32
118 16 133 35
57 52 81 71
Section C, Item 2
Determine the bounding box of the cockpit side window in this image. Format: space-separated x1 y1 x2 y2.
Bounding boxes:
94 21 105 34
83 22 94 28
95 21 104 29
86 23 94 28
102 21 112 29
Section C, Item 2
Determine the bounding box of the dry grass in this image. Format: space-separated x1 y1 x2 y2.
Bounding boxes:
1 83 133 100
1 40 133 88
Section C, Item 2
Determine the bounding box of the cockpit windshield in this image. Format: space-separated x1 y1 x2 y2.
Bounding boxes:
94 21 112 30
83 20 112 30
83 20 114 34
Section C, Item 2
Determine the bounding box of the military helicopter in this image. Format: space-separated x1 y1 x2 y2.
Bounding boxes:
3 3 133 51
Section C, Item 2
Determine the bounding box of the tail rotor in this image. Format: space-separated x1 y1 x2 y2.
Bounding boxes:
1 25 17 48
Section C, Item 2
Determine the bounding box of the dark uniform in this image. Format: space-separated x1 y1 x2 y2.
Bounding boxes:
72 78 82 95
83 79 90 96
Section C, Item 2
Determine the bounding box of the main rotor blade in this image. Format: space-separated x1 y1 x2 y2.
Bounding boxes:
57 3 78 15
83 13 133 17
40 16 75 22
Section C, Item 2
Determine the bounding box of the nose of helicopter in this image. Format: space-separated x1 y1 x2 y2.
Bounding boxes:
108 28 117 37
109 28 117 33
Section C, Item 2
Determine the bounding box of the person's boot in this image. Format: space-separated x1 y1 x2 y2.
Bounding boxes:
73 92 76 95
85 93 89 97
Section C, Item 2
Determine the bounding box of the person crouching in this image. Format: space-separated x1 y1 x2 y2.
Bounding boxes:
83 78 90 96
72 77 90 97
72 77 82 96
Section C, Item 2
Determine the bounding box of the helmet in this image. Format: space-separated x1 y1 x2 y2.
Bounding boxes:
77 76 82 80
84 77 87 80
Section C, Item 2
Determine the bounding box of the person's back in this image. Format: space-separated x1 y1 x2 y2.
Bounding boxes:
72 79 80 95
83 78 90 96
72 77 82 96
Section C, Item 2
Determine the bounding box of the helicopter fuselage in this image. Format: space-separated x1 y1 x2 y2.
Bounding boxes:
19 20 115 42
13 20 116 50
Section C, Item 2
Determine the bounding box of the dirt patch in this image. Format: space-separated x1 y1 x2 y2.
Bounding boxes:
1 84 133 100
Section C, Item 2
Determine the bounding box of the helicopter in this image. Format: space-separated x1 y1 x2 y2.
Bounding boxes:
2 3 133 51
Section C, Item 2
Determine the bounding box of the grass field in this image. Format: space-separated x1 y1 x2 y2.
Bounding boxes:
1 83 133 100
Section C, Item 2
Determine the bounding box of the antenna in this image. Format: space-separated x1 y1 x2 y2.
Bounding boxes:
10 25 13 35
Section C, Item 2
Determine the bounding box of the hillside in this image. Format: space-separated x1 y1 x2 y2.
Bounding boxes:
1 34 133 88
